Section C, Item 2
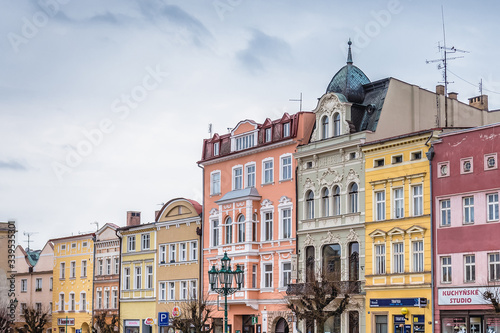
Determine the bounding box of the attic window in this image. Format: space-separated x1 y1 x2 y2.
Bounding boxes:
350 152 356 160
392 155 403 164
411 151 422 160
82 242 88 248
374 158 385 167
71 243 77 249
306 161 313 169
283 123 290 137
213 142 220 156
265 128 272 142
61 244 66 250
236 134 255 151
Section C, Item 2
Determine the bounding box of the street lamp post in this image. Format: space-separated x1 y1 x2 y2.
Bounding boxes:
208 252 244 333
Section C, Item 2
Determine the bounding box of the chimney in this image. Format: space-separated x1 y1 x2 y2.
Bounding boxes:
448 92 458 100
468 95 489 111
126 211 141 226
436 85 445 95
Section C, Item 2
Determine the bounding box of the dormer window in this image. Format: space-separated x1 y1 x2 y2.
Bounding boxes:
321 116 329 139
235 134 255 151
283 123 290 137
333 113 341 137
213 142 219 156
265 128 272 142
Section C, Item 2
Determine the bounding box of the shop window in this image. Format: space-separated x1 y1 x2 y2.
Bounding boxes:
375 315 388 333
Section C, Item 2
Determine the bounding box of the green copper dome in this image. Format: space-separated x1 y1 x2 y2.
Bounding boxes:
326 40 370 103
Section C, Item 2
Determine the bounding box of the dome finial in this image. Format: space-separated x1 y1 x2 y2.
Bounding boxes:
347 38 353 65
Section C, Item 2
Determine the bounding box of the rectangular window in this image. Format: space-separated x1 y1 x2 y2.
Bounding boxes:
98 260 103 276
264 264 273 288
180 243 187 261
160 245 167 263
440 199 451 226
127 236 135 251
374 158 385 167
81 293 87 312
123 267 130 289
114 258 119 274
146 266 153 289
282 262 291 287
489 253 500 281
252 265 257 288
463 196 475 224
60 262 66 279
36 303 42 313
412 241 424 272
169 244 176 262
59 294 64 311
283 123 290 137
104 290 110 309
190 241 198 261
375 315 388 333
392 243 404 273
488 193 499 221
282 208 292 239
213 142 219 156
265 128 272 142
393 188 404 219
238 221 245 243
375 191 386 221
112 290 118 308
235 133 255 151
141 233 150 250
412 185 423 216
168 282 175 300
70 261 76 278
97 291 102 309
263 160 273 184
135 267 142 289
264 212 273 241
281 156 292 180
246 164 255 188
392 155 403 164
212 220 219 247
190 280 197 299
36 278 42 291
21 279 27 292
375 244 386 275
442 256 451 283
181 281 188 300
159 282 166 301
464 254 475 282
106 259 111 275
211 172 221 195
81 260 87 277
233 167 243 190
70 293 75 311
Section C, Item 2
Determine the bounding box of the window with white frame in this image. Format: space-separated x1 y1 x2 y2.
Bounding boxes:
59 293 65 311
98 260 103 276
246 164 255 188
412 241 424 272
104 290 109 309
281 155 292 180
252 213 258 242
281 208 292 239
135 267 142 289
265 127 272 142
463 196 475 224
81 260 87 277
168 282 175 300
374 244 385 274
211 220 219 247
333 113 340 137
263 212 273 241
21 279 27 292
464 254 475 282
321 116 329 139
114 257 119 274
123 268 130 289
461 158 473 174
69 293 75 311
112 290 118 308
333 186 340 215
233 167 243 190
252 265 257 288
440 199 451 226
349 183 358 213
35 278 42 291
60 262 66 279
180 243 187 261
235 133 255 151
282 262 291 287
485 154 497 170
141 233 150 250
283 123 290 137
441 256 451 283
169 244 176 262
487 193 499 221
225 217 233 244
70 261 76 278
306 190 314 219
375 191 386 221
159 282 166 301
106 258 111 275
211 171 221 195
237 215 245 243
81 292 87 312
190 280 197 298
213 142 219 156
392 242 404 273
264 264 273 288
96 291 101 308
181 281 188 300
146 265 153 289
263 159 274 184
393 188 404 219
489 253 500 281
322 188 330 217
412 185 423 216
127 236 135 252
160 245 167 263
36 303 42 313
190 241 197 261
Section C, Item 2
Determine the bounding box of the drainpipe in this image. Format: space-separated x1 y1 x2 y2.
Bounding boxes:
197 163 205 312
115 229 123 332
91 234 97 332
425 142 435 333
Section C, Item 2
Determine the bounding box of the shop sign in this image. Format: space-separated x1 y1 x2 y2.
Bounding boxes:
124 320 141 327
438 287 494 305
172 306 181 318
370 298 420 307
57 318 75 326
144 317 155 325
394 315 406 323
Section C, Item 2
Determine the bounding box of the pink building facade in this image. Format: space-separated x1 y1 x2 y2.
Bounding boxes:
433 123 500 333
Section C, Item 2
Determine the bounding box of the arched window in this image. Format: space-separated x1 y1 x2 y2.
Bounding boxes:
306 191 314 219
321 116 329 139
322 188 330 217
322 243 341 280
349 242 360 282
333 186 341 215
306 246 315 282
225 217 232 244
237 215 245 243
349 183 358 213
333 113 341 137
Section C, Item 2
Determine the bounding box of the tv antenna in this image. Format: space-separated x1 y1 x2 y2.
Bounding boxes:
289 93 303 112
426 6 469 127
90 221 99 231
23 231 39 251
208 123 213 138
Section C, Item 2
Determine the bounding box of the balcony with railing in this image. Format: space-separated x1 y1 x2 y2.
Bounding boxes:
286 280 361 296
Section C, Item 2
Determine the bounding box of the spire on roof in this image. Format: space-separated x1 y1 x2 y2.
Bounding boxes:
347 39 353 65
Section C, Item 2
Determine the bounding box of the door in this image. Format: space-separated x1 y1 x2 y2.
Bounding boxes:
471 317 483 333
275 318 289 333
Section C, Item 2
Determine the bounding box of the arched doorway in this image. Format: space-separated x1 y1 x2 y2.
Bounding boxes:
81 322 90 333
275 318 289 333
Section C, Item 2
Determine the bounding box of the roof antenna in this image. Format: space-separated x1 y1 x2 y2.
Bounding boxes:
426 5 469 127
23 231 39 251
208 123 212 138
289 92 303 112
91 221 99 231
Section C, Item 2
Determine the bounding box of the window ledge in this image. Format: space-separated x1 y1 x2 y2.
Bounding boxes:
279 178 293 183
261 182 275 187
260 288 274 293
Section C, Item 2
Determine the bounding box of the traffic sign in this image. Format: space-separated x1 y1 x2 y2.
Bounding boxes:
159 312 169 326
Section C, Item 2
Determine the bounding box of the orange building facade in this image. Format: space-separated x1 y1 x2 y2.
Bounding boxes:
199 112 315 333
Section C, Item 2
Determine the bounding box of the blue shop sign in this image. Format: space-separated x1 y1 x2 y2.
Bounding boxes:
158 312 170 326
370 298 420 307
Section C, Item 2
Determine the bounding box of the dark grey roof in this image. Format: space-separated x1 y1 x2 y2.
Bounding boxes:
215 187 262 204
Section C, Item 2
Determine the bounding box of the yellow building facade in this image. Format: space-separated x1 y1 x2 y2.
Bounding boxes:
362 131 437 333
155 198 202 333
119 221 157 333
50 233 95 333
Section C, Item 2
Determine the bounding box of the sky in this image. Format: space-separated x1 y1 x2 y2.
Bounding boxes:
1 0 500 250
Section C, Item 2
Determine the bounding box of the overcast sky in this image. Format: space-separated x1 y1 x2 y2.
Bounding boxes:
2 0 499 250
